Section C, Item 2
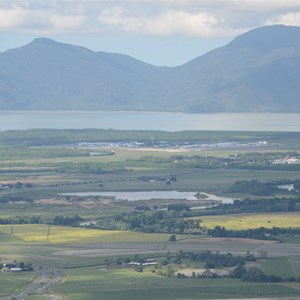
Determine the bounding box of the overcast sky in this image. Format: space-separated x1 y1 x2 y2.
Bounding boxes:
1 0 300 66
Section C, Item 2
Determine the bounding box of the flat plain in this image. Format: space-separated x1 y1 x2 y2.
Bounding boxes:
1 129 300 299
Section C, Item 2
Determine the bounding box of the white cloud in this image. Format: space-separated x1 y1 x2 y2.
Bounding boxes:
266 12 300 27
0 7 38 28
98 8 242 37
49 15 86 30
162 0 300 9
229 0 300 10
0 1 300 37
0 4 86 32
147 11 221 36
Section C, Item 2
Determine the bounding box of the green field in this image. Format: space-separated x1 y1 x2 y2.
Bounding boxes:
55 267 300 300
1 129 300 299
261 256 300 278
200 212 300 229
0 272 35 297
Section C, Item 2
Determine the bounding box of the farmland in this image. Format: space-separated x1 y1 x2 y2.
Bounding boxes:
201 212 300 230
55 268 300 300
0 129 300 299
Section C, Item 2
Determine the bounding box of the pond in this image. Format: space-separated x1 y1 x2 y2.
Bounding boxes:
277 184 294 191
61 191 235 204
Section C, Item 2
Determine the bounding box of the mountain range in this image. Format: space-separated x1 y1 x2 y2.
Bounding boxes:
0 24 300 112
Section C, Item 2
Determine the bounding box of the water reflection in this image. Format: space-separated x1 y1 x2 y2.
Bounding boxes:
61 191 235 204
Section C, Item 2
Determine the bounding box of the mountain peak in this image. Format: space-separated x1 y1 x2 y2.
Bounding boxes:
31 37 57 45
229 25 300 52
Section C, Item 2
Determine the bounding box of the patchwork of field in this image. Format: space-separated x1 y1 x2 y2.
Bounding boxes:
54 268 300 300
1 129 300 299
1 226 300 270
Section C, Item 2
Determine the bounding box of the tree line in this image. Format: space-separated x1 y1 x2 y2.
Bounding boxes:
227 179 300 196
210 197 300 213
207 225 300 240
0 215 82 226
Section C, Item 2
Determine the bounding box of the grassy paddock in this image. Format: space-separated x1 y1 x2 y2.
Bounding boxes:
261 256 299 278
55 267 300 300
0 224 187 244
200 212 300 230
0 272 35 297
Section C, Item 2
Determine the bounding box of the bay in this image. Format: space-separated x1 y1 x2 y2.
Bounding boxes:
0 111 300 131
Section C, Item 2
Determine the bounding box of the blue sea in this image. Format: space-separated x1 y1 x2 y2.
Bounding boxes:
0 111 299 132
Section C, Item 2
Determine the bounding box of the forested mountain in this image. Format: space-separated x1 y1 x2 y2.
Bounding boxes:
0 25 299 112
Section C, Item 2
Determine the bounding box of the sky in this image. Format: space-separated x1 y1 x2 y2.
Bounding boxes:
0 0 300 66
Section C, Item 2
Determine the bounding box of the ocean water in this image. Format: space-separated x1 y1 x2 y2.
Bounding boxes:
0 111 299 131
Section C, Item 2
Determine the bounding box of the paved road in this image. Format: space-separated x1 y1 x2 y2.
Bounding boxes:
12 266 62 300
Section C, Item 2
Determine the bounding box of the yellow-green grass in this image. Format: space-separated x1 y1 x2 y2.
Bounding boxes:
200 212 300 230
0 224 187 244
0 272 35 297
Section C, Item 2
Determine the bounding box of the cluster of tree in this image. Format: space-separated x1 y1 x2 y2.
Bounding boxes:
54 161 126 174
0 260 33 271
165 251 298 283
230 265 299 283
227 179 300 196
93 210 202 234
175 263 300 283
51 215 82 226
187 251 255 269
120 210 201 234
0 182 33 191
227 180 282 196
0 216 42 224
210 197 300 214
207 225 300 240
0 195 35 204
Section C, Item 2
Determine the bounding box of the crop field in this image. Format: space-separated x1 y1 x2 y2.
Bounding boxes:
200 212 300 229
261 256 300 278
0 224 185 244
54 267 300 300
0 272 35 297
